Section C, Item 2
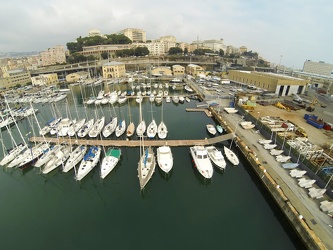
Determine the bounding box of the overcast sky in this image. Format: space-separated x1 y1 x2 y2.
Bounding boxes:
0 0 331 69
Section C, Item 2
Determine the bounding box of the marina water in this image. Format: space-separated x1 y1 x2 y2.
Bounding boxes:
0 84 304 249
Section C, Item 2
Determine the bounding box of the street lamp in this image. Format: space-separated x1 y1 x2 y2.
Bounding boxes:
256 111 260 125
230 116 244 149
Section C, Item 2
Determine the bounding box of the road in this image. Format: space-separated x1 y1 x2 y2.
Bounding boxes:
221 111 333 249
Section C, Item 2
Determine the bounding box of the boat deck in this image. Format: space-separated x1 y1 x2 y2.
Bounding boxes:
30 133 234 147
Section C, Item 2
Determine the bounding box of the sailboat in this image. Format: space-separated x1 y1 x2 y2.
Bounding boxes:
158 99 168 139
77 118 94 138
125 99 135 138
147 103 157 138
75 146 101 181
63 145 88 172
115 106 126 137
34 144 62 168
67 118 85 137
102 116 117 137
137 102 156 190
224 146 239 166
42 145 71 174
100 147 122 179
89 116 105 138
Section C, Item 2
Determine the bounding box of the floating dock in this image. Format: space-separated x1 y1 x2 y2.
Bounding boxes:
29 133 234 147
185 108 212 117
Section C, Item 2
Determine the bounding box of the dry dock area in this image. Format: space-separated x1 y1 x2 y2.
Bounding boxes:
30 133 234 147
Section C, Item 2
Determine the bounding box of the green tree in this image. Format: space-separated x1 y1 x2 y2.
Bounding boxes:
219 49 224 57
168 47 183 55
101 52 109 59
134 47 149 57
184 48 188 55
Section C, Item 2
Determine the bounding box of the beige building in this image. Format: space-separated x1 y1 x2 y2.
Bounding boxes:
31 73 58 86
120 28 146 42
40 45 66 66
136 42 165 56
189 39 226 53
102 61 126 78
186 64 205 77
80 44 133 58
65 71 89 83
172 65 185 76
0 69 31 89
228 70 309 96
239 46 248 54
151 66 172 77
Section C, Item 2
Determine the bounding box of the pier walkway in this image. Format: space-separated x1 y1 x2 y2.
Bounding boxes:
30 133 234 147
185 108 212 117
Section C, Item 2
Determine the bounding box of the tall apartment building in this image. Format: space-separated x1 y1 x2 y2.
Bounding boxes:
31 73 58 86
189 39 226 53
120 28 146 42
303 60 333 76
40 45 66 67
134 42 166 56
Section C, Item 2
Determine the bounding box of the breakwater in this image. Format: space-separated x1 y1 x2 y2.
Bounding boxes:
210 107 327 250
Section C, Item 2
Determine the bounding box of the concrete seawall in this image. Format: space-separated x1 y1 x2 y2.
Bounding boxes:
210 107 327 250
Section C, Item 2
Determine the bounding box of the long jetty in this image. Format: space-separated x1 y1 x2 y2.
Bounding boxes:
29 133 234 147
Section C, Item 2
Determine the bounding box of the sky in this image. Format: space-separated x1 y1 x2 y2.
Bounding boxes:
0 0 332 69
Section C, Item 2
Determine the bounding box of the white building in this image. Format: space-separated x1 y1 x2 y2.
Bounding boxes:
303 60 333 77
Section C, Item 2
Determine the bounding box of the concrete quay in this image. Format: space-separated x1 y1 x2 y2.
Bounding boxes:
211 108 333 250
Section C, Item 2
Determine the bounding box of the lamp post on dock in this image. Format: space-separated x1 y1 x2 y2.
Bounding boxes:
256 112 260 125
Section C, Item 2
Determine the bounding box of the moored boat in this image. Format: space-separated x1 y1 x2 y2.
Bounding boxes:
157 146 173 174
100 148 122 179
224 146 239 166
206 124 217 136
75 146 101 181
63 145 88 172
206 145 226 170
190 145 213 179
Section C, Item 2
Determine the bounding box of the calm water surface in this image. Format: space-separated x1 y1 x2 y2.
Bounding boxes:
0 84 303 249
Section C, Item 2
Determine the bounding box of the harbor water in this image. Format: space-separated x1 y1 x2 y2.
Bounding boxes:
0 84 304 249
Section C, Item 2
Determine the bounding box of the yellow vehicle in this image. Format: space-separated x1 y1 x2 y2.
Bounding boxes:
275 102 291 112
295 127 307 137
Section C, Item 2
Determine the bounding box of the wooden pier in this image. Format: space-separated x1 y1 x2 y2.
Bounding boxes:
29 133 234 147
185 108 212 117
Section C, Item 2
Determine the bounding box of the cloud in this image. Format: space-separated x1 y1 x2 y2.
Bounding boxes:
0 0 332 69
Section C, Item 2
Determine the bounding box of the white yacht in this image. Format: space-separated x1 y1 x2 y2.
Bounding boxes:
157 146 173 174
206 146 226 170
189 146 213 179
75 146 102 181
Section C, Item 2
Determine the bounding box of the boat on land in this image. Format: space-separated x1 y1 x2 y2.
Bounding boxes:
290 169 307 178
276 155 291 163
240 121 255 130
100 147 122 179
282 162 299 169
206 124 217 135
157 146 173 174
224 107 238 114
258 139 272 145
75 146 101 181
270 149 284 156
63 145 88 172
206 145 226 170
224 146 239 166
190 145 213 179
263 143 277 150
102 117 118 137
